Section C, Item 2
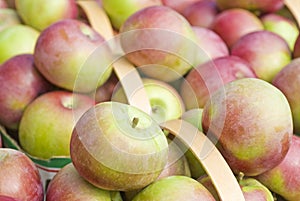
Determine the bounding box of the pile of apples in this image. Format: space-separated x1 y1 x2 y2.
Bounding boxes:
1 0 300 200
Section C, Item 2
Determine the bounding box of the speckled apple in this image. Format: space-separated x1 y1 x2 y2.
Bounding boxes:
202 78 293 176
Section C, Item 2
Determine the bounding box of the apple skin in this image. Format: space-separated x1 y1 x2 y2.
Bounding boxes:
34 19 113 93
111 78 185 123
180 55 256 109
0 148 44 201
15 0 78 31
132 175 216 201
70 101 168 191
0 0 7 8
0 195 20 201
0 54 53 130
120 5 200 82
46 163 122 201
102 0 162 30
256 135 300 201
94 71 119 103
272 58 300 136
211 8 264 48
18 90 95 159
293 35 300 58
231 30 291 82
192 26 229 62
0 9 21 32
202 78 293 176
261 13 299 51
215 0 284 13
0 24 39 64
161 0 201 14
183 0 218 28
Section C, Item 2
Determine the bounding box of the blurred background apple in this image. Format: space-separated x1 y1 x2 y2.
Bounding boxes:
0 9 21 32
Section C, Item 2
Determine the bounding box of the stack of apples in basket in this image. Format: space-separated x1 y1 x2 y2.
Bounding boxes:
1 0 300 200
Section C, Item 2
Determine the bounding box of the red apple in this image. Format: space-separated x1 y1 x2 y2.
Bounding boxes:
18 90 95 159
0 195 20 201
0 148 43 201
180 55 256 109
15 0 78 31
256 135 300 201
293 35 300 58
120 5 200 82
46 163 122 201
0 0 7 8
34 19 113 93
202 78 293 176
211 8 264 48
192 26 229 62
70 101 168 191
161 0 201 14
231 30 291 82
0 54 53 130
94 71 119 103
183 0 219 28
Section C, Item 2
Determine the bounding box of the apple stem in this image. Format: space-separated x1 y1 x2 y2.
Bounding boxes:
132 117 139 128
238 172 245 182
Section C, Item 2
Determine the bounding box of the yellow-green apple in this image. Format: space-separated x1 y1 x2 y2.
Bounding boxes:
261 13 299 51
94 71 119 103
0 54 53 130
180 55 256 109
34 19 113 93
70 101 168 191
192 26 229 62
0 148 43 201
231 30 291 82
161 0 201 14
18 90 95 159
182 0 219 28
202 78 293 176
215 0 284 13
15 0 78 31
272 58 300 135
46 163 122 201
181 108 203 132
0 9 21 32
120 5 201 82
112 78 185 123
0 24 39 64
132 175 216 201
102 0 162 30
211 8 264 48
256 135 300 201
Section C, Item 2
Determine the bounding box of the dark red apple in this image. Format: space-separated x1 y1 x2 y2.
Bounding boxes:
180 55 256 109
293 35 300 58
0 54 52 130
231 30 291 82
256 135 300 200
202 78 293 176
211 8 264 48
0 148 44 201
94 71 119 103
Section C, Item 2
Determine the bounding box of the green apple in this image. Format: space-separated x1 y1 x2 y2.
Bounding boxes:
70 101 168 191
0 9 21 32
0 24 39 64
18 91 95 159
112 78 185 124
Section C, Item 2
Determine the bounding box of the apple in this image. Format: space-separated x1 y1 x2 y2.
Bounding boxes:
0 54 53 130
0 24 39 64
0 195 19 201
0 9 21 32
112 78 185 123
46 163 122 201
70 101 168 191
256 135 300 201
231 30 291 82
293 35 300 58
192 26 229 62
261 13 299 51
132 175 216 201
180 55 256 109
181 108 203 132
120 5 201 82
0 148 43 201
182 0 219 28
161 0 201 14
202 78 293 176
215 0 284 13
94 71 119 103
272 58 300 135
211 8 264 48
34 19 113 93
15 0 78 31
102 0 162 30
0 0 7 8
18 90 95 159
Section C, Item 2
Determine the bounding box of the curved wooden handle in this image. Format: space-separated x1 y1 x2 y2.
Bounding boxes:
284 0 300 26
160 119 245 201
